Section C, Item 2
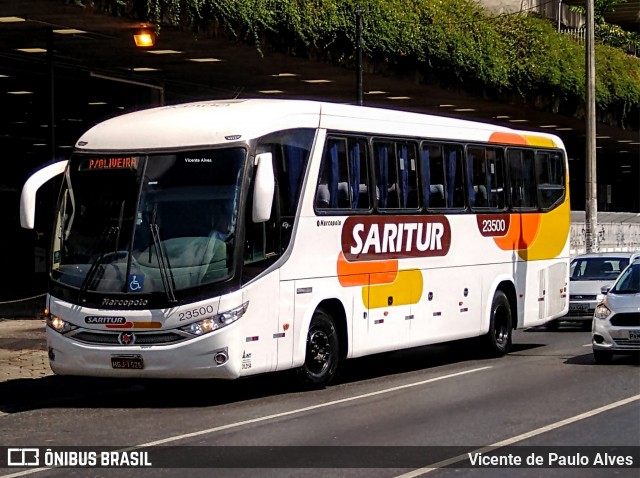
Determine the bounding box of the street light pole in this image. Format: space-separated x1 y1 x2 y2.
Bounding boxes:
355 8 363 106
585 0 597 252
557 0 563 32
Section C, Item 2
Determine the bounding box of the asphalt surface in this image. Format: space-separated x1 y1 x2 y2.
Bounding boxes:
0 319 638 478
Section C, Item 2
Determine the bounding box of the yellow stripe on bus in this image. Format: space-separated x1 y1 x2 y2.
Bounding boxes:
488 132 557 148
363 269 423 309
523 135 557 148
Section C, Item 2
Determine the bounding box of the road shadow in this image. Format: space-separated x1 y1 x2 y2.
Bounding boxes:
565 351 640 366
525 322 591 333
0 338 545 414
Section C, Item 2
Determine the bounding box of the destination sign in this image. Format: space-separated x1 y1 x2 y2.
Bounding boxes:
79 157 140 171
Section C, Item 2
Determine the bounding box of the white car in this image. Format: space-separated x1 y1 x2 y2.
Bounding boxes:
592 258 640 363
548 252 639 330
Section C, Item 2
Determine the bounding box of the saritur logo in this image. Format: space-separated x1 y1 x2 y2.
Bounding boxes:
85 316 126 325
341 215 451 261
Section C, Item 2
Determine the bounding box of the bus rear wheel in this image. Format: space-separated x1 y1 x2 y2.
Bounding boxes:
297 309 339 388
484 290 512 357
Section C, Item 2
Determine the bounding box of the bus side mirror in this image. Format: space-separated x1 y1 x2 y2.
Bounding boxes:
20 160 68 229
252 152 274 223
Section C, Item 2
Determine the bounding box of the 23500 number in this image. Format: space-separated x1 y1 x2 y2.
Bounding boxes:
179 304 216 321
482 219 507 233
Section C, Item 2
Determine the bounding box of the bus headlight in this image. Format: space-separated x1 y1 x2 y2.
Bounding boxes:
179 302 248 336
46 315 78 334
594 303 611 319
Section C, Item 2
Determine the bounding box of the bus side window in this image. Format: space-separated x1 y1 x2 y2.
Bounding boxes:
373 140 418 210
467 146 488 208
507 149 537 210
400 142 419 209
316 136 371 211
490 149 506 209
444 145 465 209
350 138 371 209
422 142 445 208
373 141 392 208
535 150 565 209
316 138 346 209
467 146 506 210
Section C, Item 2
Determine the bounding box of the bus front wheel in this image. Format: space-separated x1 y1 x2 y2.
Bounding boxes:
484 290 512 357
297 309 339 388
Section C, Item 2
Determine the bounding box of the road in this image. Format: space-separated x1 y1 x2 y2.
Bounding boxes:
0 324 638 477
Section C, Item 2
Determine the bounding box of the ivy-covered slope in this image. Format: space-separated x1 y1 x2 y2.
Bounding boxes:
104 0 640 127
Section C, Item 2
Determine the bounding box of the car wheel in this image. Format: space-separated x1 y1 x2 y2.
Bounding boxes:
297 308 339 388
593 349 613 364
484 290 512 357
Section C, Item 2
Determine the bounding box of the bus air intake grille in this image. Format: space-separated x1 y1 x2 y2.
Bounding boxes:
72 331 187 345
610 313 640 327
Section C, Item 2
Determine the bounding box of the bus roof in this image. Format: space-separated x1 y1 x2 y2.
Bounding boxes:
75 98 565 152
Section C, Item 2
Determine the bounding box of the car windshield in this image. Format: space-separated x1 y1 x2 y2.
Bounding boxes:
569 257 628 281
51 149 245 295
610 263 640 294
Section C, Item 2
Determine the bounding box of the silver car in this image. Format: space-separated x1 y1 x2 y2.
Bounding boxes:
547 252 639 330
592 258 640 363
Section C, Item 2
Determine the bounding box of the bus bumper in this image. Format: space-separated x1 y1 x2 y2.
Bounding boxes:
45 326 243 379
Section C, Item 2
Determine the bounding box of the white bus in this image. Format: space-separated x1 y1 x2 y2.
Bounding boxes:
21 99 570 387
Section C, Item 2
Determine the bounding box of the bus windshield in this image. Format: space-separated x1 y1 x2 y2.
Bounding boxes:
51 148 245 296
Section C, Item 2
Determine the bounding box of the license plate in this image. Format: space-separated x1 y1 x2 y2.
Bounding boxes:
630 331 640 340
111 354 144 369
569 303 589 312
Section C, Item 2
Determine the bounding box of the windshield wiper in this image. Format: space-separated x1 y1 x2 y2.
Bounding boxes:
77 226 119 302
149 207 177 304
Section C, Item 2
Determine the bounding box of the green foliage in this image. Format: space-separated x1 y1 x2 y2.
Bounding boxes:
568 0 640 53
105 0 640 121
568 0 627 23
596 23 640 52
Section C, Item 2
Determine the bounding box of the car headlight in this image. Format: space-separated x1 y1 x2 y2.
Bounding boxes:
594 303 611 319
46 314 78 334
179 302 248 336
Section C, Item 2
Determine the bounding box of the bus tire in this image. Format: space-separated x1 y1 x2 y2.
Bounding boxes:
484 290 512 357
297 308 339 388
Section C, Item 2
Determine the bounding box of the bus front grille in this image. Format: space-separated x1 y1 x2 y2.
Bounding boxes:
71 331 188 346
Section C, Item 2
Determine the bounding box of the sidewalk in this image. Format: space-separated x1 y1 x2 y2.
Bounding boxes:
0 319 52 382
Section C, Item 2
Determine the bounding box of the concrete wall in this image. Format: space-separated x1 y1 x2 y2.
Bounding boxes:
477 0 584 28
570 211 640 256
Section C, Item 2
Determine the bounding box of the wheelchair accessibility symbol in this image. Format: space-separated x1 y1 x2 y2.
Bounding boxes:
128 274 145 292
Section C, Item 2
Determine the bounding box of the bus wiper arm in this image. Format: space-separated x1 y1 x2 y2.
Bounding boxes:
149 222 177 304
77 226 119 301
